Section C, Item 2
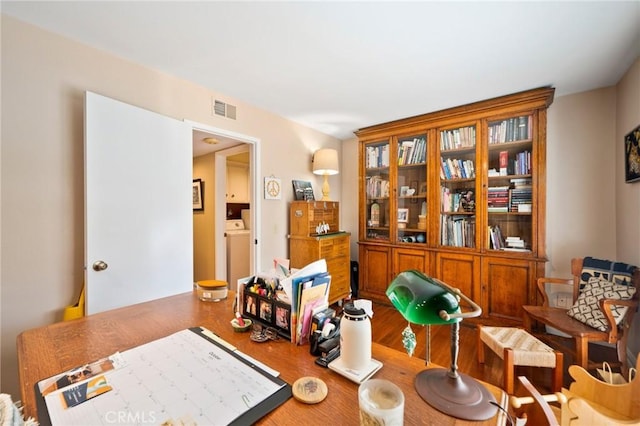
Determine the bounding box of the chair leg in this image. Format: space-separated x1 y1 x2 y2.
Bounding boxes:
575 336 589 370
478 325 485 364
523 312 533 332
617 333 629 377
504 348 515 395
551 351 563 392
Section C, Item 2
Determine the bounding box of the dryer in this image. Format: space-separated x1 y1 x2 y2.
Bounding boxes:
225 219 250 291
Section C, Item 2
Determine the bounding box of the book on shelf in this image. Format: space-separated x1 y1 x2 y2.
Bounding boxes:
499 151 508 176
397 137 426 165
440 126 476 150
488 115 532 144
366 144 389 168
366 176 389 198
441 157 475 180
505 236 525 248
441 214 475 248
488 225 505 249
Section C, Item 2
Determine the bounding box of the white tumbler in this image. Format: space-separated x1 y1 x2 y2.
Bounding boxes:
340 302 371 370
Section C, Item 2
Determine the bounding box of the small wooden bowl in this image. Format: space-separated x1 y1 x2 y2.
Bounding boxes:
231 317 252 332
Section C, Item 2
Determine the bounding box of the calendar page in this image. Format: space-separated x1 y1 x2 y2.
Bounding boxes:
39 328 290 426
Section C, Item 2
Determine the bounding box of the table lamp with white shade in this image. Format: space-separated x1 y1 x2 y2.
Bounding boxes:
312 148 339 201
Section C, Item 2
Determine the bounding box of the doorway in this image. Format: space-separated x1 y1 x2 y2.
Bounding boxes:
189 122 261 288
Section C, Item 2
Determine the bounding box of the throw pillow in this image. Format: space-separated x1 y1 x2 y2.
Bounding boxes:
567 277 637 332
579 256 636 292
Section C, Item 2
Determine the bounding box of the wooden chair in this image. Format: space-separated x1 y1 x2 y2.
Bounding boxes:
509 358 640 425
522 258 639 375
561 356 640 424
510 376 565 425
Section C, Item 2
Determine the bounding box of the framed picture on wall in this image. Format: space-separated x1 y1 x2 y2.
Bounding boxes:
193 179 204 211
625 125 640 183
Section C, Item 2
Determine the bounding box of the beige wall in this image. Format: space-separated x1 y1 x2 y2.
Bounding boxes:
545 87 618 274
615 58 640 357
0 16 342 397
193 153 216 282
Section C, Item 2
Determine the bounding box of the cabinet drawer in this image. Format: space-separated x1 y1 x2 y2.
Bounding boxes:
320 238 349 259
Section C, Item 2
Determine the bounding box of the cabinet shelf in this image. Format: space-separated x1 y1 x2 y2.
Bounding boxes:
357 87 554 322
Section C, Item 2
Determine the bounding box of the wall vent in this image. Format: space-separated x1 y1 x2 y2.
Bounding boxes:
213 99 237 120
226 104 237 120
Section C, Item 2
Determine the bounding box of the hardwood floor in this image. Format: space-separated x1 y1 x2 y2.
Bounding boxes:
368 301 618 396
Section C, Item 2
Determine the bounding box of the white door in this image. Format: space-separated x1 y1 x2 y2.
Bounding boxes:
85 92 193 314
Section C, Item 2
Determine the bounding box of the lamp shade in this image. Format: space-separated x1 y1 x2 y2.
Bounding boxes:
386 270 461 325
312 149 339 175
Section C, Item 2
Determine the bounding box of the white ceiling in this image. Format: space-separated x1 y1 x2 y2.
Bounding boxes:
3 1 639 143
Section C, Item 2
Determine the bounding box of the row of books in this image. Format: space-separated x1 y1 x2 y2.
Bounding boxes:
397 137 426 165
365 175 390 198
440 126 476 150
494 150 531 175
440 215 475 248
511 150 532 175
488 116 532 144
488 227 530 251
441 157 475 179
488 225 505 249
487 184 532 212
365 144 390 169
487 186 509 212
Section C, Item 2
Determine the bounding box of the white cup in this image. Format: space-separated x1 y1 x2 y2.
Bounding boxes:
358 379 404 426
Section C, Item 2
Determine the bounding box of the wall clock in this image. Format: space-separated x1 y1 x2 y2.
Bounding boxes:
264 176 282 200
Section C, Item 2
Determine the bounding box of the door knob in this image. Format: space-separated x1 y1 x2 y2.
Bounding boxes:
92 260 108 271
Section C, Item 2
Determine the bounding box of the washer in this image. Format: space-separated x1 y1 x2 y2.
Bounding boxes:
225 219 250 291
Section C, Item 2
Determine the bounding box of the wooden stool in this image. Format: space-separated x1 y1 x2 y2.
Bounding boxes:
478 325 563 395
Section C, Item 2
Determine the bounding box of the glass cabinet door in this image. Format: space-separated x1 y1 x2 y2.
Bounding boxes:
395 134 428 245
486 114 534 252
364 140 391 242
439 125 477 248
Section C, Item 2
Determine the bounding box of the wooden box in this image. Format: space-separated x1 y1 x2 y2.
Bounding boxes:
290 200 339 237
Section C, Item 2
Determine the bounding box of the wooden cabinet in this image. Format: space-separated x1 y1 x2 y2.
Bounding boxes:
359 244 391 300
481 257 542 322
288 201 351 304
226 161 249 202
434 252 480 309
356 87 554 321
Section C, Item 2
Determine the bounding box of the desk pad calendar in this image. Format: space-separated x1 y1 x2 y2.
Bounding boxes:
35 327 292 426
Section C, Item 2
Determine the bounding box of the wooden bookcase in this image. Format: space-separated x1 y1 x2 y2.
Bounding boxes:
356 87 555 322
288 201 351 304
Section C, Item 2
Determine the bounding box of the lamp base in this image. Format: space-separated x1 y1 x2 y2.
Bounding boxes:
414 368 498 421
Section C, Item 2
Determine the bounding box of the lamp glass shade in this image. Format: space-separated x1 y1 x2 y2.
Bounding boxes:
312 149 339 175
386 270 461 325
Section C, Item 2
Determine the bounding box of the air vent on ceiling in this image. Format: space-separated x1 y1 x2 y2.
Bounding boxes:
213 99 237 120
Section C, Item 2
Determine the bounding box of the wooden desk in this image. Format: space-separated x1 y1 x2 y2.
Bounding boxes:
17 292 507 425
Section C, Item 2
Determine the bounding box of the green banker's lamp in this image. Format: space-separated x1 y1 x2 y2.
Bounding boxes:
386 270 498 421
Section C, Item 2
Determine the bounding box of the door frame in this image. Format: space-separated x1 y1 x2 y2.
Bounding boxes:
186 120 261 282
